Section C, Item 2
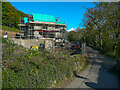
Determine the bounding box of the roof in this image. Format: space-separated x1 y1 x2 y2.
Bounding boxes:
32 13 56 22
24 17 31 23
24 13 65 24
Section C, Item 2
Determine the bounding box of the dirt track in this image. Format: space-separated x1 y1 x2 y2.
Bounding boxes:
0 30 17 38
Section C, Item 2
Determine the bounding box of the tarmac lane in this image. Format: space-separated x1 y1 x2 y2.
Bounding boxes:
64 46 119 89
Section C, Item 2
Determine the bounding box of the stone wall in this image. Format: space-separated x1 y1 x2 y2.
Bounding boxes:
45 40 55 50
10 38 55 50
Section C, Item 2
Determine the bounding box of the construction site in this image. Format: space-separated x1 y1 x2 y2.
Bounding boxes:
9 13 68 50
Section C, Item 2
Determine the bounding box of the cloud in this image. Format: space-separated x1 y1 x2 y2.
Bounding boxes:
67 28 76 32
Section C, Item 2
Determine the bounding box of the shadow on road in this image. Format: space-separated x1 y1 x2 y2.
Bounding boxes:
85 66 119 88
75 75 88 80
70 49 81 55
85 82 98 88
84 47 119 88
73 70 89 80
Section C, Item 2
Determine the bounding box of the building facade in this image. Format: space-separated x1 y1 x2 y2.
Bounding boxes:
18 13 67 43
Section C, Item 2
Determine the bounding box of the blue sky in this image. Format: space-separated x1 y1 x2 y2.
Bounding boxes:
10 2 95 30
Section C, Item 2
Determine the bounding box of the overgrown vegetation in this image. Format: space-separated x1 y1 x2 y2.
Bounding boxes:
2 38 86 88
2 2 28 28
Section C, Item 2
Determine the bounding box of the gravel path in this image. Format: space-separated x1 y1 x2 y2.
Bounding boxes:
64 46 119 88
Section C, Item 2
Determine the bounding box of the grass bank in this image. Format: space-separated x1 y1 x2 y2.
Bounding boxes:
1 26 19 32
2 38 86 88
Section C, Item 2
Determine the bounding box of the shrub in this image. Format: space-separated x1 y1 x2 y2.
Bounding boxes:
2 38 86 88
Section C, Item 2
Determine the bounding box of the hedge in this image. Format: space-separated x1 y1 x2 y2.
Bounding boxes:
2 38 86 88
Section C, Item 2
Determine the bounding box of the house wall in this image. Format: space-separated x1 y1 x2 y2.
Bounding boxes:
34 26 42 29
22 23 66 39
48 26 55 30
34 24 56 30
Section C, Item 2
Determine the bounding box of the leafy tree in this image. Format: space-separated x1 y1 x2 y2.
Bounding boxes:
67 31 78 43
67 27 86 43
75 27 86 42
83 2 120 58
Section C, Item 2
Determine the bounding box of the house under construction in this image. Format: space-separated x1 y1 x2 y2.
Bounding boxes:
18 13 67 46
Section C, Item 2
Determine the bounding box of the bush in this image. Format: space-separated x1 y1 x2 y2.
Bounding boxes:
2 38 86 88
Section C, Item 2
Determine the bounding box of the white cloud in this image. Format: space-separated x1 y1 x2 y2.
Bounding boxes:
67 28 76 32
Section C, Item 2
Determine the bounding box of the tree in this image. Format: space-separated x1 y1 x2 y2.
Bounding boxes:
83 2 120 57
67 31 78 43
2 2 28 28
75 27 86 42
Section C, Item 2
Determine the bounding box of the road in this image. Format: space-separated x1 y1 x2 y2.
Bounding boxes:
64 46 119 88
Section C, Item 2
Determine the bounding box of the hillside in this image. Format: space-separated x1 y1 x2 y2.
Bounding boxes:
2 2 28 29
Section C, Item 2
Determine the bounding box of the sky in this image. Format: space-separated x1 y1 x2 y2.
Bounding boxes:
10 2 95 31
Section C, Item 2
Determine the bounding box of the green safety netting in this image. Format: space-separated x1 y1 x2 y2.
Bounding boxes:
55 21 64 24
32 13 56 22
24 13 65 24
24 17 31 23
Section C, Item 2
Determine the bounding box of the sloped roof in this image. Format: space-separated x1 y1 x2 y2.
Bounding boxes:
32 13 56 22
24 13 65 24
24 17 31 23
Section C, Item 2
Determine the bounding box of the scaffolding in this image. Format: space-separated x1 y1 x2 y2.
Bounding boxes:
19 13 67 48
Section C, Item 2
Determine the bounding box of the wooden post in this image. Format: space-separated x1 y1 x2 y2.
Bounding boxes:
82 37 86 56
28 15 30 39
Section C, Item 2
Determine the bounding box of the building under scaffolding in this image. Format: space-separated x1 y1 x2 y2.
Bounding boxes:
18 13 67 47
